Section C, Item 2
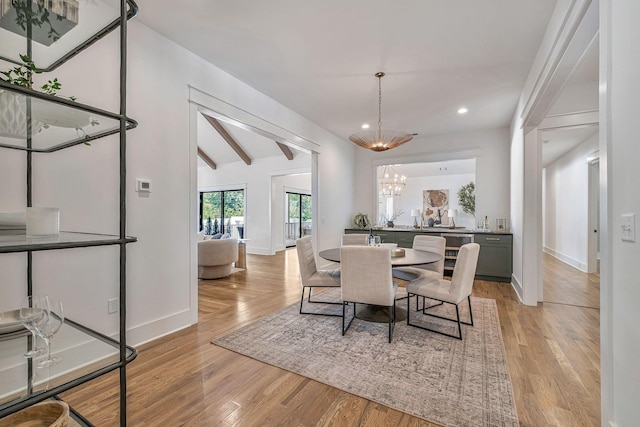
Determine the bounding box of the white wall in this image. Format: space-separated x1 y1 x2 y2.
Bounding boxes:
198 155 310 255
394 173 476 229
542 133 598 271
352 128 510 232
601 0 640 424
0 16 355 348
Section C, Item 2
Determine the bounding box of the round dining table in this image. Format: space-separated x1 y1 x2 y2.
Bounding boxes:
319 247 442 266
318 247 442 322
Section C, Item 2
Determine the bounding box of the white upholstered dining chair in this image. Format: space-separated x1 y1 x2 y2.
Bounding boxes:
340 245 397 342
296 237 342 316
392 235 445 282
406 243 480 340
341 234 368 246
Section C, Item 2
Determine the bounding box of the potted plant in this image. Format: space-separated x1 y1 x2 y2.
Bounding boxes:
0 54 92 140
457 182 475 216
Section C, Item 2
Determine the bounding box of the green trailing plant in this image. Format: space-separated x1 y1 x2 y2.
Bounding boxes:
0 54 75 100
458 182 475 215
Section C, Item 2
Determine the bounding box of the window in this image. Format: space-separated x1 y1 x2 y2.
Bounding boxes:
200 190 245 238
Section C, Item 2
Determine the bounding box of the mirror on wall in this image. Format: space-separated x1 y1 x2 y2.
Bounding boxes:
376 158 476 230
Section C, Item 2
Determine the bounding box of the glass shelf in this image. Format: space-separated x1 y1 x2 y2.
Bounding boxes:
0 231 137 253
0 0 138 71
0 317 137 417
0 82 137 152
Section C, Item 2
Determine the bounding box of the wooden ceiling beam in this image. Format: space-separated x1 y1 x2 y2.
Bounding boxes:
201 113 252 166
197 147 217 170
276 141 294 160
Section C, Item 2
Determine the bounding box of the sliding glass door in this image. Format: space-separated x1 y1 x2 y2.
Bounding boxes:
286 192 311 247
200 189 245 238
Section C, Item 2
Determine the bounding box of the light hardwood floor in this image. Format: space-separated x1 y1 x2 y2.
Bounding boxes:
61 250 600 426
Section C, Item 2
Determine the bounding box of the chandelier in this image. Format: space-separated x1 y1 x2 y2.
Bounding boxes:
349 72 413 152
379 165 406 198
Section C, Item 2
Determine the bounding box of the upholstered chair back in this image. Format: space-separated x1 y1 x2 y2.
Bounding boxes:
341 234 368 246
340 246 395 306
412 235 446 277
449 243 480 304
296 237 318 286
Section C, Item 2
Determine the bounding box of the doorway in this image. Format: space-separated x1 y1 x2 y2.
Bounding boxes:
588 158 600 274
285 192 311 247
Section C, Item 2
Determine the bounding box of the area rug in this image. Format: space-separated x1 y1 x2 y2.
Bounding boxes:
212 291 518 427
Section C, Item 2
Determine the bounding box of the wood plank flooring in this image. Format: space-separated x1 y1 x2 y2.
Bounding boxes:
61 249 600 426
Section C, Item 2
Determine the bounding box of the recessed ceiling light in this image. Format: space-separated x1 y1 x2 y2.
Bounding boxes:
361 123 370 129
457 107 468 114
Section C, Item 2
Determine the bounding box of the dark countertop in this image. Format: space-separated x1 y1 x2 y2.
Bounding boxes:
345 228 512 235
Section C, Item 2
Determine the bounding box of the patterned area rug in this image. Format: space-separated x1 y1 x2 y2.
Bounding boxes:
212 291 518 427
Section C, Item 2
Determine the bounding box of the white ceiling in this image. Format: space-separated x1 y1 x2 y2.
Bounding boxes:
129 0 599 169
134 0 558 143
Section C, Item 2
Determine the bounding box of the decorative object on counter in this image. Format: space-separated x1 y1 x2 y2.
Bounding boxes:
423 189 449 226
348 72 413 152
0 400 70 427
458 182 475 215
378 164 406 197
26 207 59 237
476 216 491 232
448 208 458 229
410 209 421 228
353 212 371 229
427 217 435 227
379 209 404 228
495 218 509 232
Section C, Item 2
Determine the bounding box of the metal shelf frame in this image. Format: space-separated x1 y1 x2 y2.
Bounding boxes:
0 0 138 425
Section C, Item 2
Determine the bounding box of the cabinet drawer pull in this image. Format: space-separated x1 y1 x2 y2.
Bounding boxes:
485 237 501 241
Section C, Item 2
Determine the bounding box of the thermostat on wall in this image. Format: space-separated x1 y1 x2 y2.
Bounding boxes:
136 179 152 193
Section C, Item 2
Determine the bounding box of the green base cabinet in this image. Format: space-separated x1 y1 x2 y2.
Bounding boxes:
345 229 513 283
474 234 513 282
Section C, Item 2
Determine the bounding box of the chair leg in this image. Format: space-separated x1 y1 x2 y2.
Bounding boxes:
300 286 342 317
342 302 355 336
407 298 464 340
299 287 306 314
388 301 396 343
468 295 474 326
455 304 462 339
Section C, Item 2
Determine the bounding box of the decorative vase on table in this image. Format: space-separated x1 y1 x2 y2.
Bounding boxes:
386 221 394 228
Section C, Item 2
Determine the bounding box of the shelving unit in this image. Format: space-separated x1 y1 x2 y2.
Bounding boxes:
442 233 474 276
0 1 139 425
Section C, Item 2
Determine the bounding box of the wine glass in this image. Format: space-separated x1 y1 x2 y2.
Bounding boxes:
19 296 47 358
33 297 64 368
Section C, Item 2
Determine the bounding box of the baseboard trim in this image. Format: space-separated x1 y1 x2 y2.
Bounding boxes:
511 275 524 303
543 247 588 272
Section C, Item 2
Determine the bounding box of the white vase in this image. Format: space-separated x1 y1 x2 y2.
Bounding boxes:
0 90 44 139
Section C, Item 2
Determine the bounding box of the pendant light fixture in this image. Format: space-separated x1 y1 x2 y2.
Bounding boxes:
379 165 406 198
349 72 413 152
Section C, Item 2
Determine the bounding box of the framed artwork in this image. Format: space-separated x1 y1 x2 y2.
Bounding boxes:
423 189 449 225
